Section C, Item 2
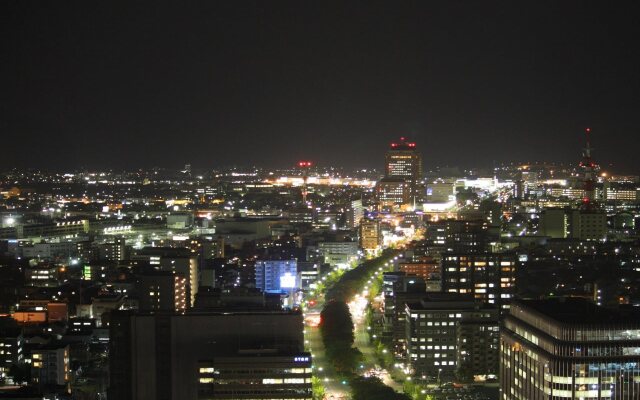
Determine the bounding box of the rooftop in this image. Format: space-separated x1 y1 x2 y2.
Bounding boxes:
517 298 640 325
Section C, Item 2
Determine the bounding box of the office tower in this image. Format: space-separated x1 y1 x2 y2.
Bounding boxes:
109 310 311 400
345 199 364 228
136 271 187 313
360 219 382 253
501 298 640 400
382 273 427 350
441 252 517 312
383 137 423 206
405 294 499 379
254 259 299 293
377 178 411 210
132 247 199 307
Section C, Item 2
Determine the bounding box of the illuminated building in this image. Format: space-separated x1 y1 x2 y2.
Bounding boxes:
382 272 427 349
254 259 299 294
376 178 410 210
385 137 423 194
381 137 423 206
109 310 311 400
405 294 499 379
132 247 199 307
398 260 440 281
20 241 76 259
441 253 517 312
136 271 188 313
317 241 358 267
345 199 364 228
501 298 640 400
167 212 194 229
0 319 23 382
31 343 70 387
24 263 59 287
360 219 382 252
14 219 89 240
99 237 127 262
83 264 110 281
426 181 456 203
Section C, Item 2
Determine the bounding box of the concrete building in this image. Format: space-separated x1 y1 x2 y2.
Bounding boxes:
345 199 364 228
136 271 188 313
360 219 382 253
109 310 311 400
254 259 299 294
98 237 127 262
167 212 194 229
501 298 640 400
377 178 410 210
426 181 455 203
20 241 76 260
318 241 358 267
539 208 569 238
24 263 59 287
570 209 607 241
441 252 517 312
0 318 23 382
31 343 70 387
132 247 199 307
405 294 499 379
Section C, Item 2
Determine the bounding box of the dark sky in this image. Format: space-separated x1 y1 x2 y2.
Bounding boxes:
1 1 639 172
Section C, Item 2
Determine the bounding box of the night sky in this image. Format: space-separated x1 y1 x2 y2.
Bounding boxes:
1 1 639 172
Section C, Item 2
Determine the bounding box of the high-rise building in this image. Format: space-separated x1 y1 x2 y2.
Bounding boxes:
501 298 640 400
132 247 199 307
345 199 364 228
136 271 188 313
360 219 382 253
377 178 411 210
405 294 499 380
109 310 311 400
382 137 423 206
441 252 517 312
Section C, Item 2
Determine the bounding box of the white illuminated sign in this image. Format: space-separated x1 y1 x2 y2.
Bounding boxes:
280 273 296 289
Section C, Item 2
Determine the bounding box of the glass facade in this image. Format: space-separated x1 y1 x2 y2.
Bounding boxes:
501 300 640 400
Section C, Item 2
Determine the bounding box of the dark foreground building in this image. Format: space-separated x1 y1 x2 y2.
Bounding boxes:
501 298 640 400
109 310 312 400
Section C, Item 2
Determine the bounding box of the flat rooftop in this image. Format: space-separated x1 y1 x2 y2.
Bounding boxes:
518 298 640 325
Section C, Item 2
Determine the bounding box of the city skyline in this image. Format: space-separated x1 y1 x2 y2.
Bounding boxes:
2 2 639 171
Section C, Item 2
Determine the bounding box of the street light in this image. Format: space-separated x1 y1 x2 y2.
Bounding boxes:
437 368 442 386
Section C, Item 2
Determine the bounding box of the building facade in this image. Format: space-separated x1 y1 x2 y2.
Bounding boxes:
501 298 640 400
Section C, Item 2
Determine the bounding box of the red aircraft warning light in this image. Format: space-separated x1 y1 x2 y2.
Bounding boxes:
298 161 313 204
